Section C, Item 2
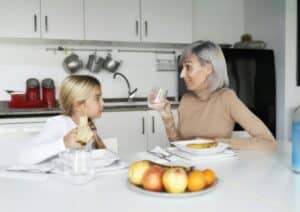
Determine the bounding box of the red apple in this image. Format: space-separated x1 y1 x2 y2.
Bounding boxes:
142 165 164 192
128 160 151 185
162 167 188 193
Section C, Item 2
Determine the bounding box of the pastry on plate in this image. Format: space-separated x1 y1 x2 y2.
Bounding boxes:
186 141 218 149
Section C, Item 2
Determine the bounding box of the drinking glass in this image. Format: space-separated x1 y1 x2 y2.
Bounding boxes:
60 149 95 185
147 87 168 109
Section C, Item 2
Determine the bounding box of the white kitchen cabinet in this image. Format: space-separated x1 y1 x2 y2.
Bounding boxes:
84 0 192 44
0 0 40 38
94 109 178 159
146 109 178 150
192 0 244 44
94 111 147 159
41 0 84 40
85 0 140 42
141 0 192 44
0 0 84 40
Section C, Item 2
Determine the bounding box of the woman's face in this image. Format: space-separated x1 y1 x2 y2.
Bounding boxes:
82 87 104 118
180 54 212 91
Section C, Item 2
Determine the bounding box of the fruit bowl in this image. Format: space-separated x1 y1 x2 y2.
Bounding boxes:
127 179 218 198
127 160 218 197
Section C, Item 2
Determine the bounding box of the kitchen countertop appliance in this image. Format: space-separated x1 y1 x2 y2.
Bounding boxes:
8 78 56 109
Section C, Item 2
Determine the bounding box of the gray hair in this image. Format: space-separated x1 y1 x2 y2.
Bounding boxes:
180 41 229 91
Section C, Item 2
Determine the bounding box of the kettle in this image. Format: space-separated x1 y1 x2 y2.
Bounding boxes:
42 78 56 108
25 78 40 102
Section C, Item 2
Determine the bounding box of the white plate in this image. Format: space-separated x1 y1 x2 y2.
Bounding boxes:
172 139 229 155
127 179 218 198
91 149 120 167
56 149 120 169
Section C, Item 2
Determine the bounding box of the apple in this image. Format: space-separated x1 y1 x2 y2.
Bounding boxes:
142 165 164 192
162 167 188 193
128 160 151 185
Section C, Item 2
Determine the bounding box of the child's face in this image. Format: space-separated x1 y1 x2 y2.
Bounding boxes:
82 87 104 118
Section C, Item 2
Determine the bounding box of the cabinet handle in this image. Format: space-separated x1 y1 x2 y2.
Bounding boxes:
33 14 37 32
45 16 48 32
142 117 145 135
135 20 139 36
144 21 148 36
152 116 155 133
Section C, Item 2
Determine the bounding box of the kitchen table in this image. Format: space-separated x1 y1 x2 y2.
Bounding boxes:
0 141 298 212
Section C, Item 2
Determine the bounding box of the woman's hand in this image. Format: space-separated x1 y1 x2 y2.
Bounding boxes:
63 128 82 149
149 98 172 118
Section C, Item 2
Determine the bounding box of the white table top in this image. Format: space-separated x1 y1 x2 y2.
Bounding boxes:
0 142 299 212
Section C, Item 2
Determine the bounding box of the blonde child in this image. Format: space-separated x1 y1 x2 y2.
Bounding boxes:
19 75 106 164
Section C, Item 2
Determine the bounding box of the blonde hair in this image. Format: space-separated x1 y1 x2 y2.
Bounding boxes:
59 75 101 116
180 41 229 92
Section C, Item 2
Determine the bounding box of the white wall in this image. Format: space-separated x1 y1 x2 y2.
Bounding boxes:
192 0 244 44
244 0 286 139
0 40 179 100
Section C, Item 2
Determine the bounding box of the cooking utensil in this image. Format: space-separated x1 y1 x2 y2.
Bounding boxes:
86 53 105 73
92 56 105 73
62 53 83 74
103 53 121 73
86 53 97 71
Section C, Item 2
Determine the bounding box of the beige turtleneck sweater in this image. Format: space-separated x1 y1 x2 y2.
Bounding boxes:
162 88 276 151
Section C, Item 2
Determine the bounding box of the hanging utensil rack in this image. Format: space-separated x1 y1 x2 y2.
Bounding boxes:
46 46 112 53
117 49 176 54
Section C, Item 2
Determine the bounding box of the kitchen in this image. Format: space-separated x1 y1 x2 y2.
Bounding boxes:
0 0 298 211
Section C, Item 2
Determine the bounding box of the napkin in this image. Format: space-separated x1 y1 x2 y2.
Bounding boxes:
148 146 237 164
94 161 128 175
91 149 120 168
0 170 48 181
0 161 54 181
168 148 237 162
6 162 54 173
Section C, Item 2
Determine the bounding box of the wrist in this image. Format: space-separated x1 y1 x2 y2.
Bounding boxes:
159 109 172 118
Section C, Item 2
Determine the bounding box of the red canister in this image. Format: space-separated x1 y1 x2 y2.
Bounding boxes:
42 78 56 108
25 78 40 102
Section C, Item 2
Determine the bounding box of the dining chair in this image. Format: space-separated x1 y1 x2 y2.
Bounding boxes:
102 137 118 154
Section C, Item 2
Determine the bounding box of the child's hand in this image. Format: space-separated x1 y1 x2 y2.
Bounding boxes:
63 128 82 149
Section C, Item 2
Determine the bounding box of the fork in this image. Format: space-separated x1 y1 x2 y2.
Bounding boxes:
6 168 55 174
147 151 171 162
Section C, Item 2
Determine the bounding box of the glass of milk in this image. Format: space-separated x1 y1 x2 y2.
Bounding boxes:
61 149 95 184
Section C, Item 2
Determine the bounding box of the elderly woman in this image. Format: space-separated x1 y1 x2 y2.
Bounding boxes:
152 41 276 151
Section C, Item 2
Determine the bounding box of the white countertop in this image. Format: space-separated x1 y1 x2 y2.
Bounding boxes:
0 142 298 212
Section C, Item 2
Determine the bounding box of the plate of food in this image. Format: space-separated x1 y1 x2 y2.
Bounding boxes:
172 138 229 155
127 160 218 198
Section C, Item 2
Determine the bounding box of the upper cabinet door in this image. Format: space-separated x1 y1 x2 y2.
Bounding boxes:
141 0 192 44
85 0 140 42
41 0 84 40
0 0 40 38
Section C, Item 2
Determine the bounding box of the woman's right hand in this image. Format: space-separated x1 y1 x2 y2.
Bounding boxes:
149 98 172 118
63 128 82 149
